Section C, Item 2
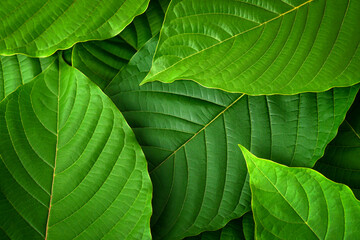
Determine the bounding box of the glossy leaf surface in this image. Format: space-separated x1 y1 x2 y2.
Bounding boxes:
315 93 360 199
240 145 360 240
0 57 152 239
142 0 360 94
104 37 358 239
0 0 150 57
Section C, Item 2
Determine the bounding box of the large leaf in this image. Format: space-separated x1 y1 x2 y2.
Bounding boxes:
315 93 360 199
0 55 55 101
0 57 152 239
0 0 150 57
104 37 358 239
240 145 360 239
142 0 360 94
71 0 169 89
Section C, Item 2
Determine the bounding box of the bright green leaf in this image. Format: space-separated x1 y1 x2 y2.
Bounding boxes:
315 93 360 199
103 37 358 239
0 0 150 57
0 55 55 101
0 57 152 239
240 145 360 239
142 0 360 94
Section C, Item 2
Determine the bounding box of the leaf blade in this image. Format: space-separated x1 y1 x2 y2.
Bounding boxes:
142 0 360 94
240 145 360 239
0 57 152 239
0 0 150 57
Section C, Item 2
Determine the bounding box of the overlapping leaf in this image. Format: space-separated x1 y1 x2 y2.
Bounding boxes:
142 0 360 94
240 145 360 239
0 55 55 101
71 0 170 89
103 37 359 239
315 93 360 199
0 57 152 239
0 0 150 57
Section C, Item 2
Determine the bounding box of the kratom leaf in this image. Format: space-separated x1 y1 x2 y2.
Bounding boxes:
0 55 56 101
142 0 360 94
103 37 358 239
242 212 254 240
315 93 360 199
0 56 152 239
186 219 245 240
71 0 169 89
240 145 360 239
0 0 150 57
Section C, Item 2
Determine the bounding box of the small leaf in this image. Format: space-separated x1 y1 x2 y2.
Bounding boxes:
240 145 360 239
142 0 360 94
0 0 150 57
315 93 360 199
0 57 152 239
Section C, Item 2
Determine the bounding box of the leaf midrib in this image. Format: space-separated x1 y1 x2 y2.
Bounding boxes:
250 158 321 239
44 63 60 240
145 0 314 82
150 93 245 174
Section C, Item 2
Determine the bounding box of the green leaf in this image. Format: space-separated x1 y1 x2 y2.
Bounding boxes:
71 0 169 89
142 0 360 94
240 145 360 239
186 219 245 240
0 56 152 239
0 0 150 57
241 212 254 240
104 37 358 239
315 93 360 199
0 55 56 101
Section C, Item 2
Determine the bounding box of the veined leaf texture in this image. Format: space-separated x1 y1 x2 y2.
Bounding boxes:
0 55 56 101
240 145 360 239
143 0 360 94
0 0 150 57
0 0 359 239
71 0 170 89
104 37 359 239
0 57 152 239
